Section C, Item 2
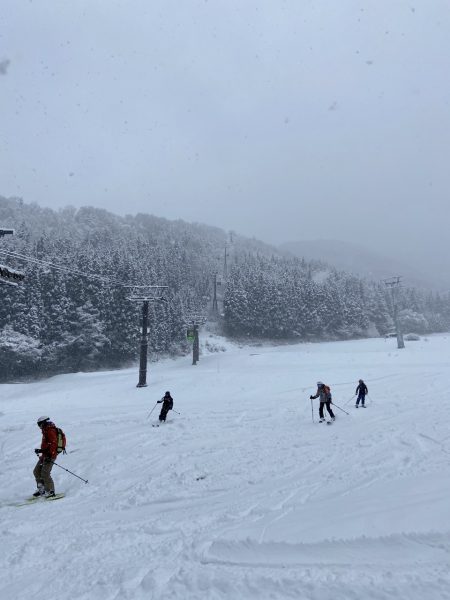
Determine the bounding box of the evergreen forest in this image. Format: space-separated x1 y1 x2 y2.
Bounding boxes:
1 196 449 382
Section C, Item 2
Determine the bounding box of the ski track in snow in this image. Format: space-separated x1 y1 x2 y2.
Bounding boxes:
1 334 450 599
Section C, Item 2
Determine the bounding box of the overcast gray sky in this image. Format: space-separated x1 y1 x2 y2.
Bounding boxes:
1 0 449 277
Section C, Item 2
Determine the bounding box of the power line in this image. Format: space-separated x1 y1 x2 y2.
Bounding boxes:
0 228 25 286
0 248 131 288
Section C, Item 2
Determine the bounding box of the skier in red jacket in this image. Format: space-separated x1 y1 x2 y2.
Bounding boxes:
33 416 58 497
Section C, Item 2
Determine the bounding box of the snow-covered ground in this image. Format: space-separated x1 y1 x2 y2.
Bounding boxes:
1 334 450 600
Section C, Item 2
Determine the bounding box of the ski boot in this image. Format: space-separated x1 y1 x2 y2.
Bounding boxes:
44 491 55 498
33 484 45 497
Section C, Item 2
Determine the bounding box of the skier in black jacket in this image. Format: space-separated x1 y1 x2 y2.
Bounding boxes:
355 379 368 407
157 391 174 422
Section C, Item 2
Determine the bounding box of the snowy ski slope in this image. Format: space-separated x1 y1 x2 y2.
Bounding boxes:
1 334 450 599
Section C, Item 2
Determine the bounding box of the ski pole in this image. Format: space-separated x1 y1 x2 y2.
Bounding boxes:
331 402 350 416
344 394 356 406
147 402 158 419
310 398 314 423
172 409 181 415
50 461 88 484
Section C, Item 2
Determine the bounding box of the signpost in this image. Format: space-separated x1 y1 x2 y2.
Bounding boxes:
185 314 206 365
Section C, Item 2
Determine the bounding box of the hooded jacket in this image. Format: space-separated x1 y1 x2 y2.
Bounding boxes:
311 385 332 403
355 381 368 396
39 421 59 460
162 393 173 410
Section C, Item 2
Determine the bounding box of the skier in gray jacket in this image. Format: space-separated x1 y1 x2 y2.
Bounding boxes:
310 382 335 422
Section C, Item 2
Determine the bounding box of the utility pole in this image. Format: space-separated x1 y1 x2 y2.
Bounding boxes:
223 232 234 282
384 276 405 349
127 285 168 387
193 323 200 365
137 300 149 387
223 244 228 280
212 272 218 314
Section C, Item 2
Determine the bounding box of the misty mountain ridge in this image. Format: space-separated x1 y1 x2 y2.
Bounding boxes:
1 195 440 292
280 239 443 291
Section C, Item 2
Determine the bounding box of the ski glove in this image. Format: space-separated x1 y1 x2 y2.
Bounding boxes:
34 448 41 455
157 400 163 403
309 395 314 400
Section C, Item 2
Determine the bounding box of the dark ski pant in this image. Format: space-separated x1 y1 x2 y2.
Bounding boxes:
33 458 55 493
356 393 366 406
159 403 171 422
319 401 335 419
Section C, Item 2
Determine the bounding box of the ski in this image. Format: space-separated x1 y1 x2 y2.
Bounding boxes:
44 493 65 502
10 493 65 507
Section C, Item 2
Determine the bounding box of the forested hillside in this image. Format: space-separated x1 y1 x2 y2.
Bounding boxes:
1 196 449 381
224 254 450 339
0 196 227 380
